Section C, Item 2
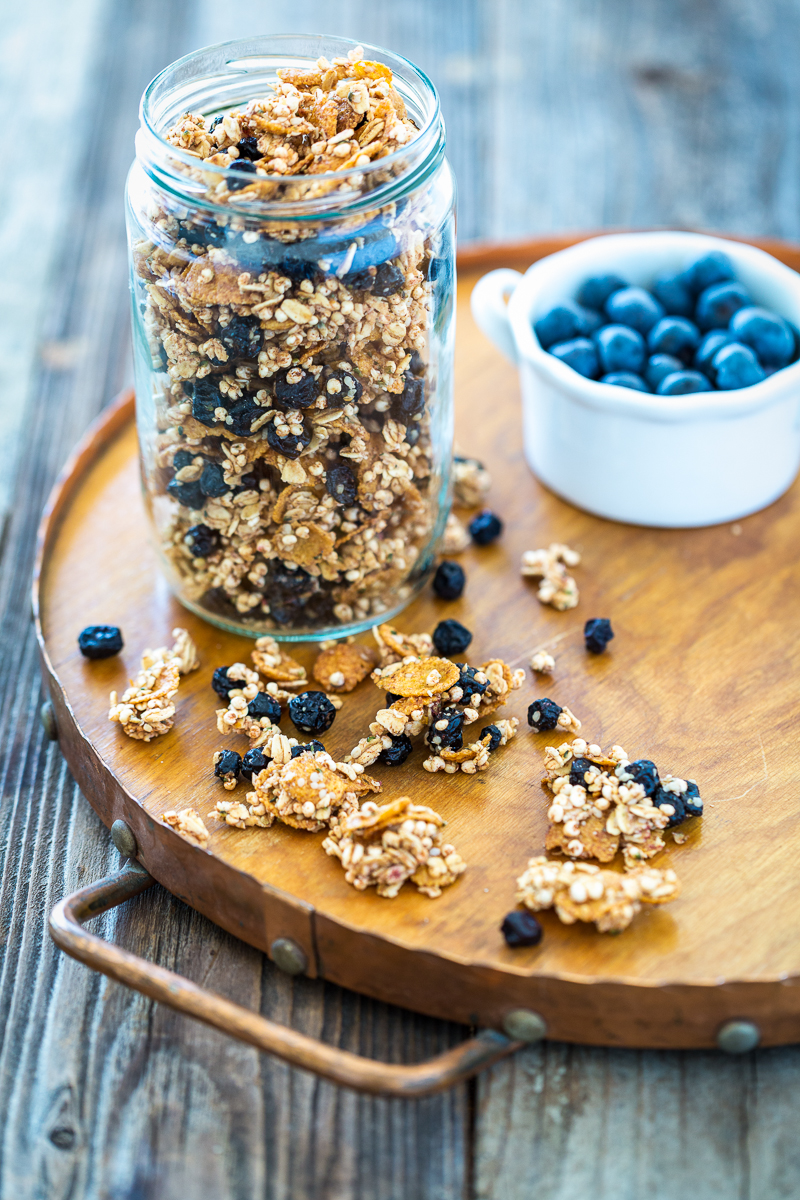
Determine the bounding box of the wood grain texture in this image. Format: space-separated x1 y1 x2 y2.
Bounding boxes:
5 0 800 1193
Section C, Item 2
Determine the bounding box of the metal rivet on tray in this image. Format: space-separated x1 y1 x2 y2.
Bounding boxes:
717 1020 761 1054
271 937 308 976
502 1009 548 1043
40 700 58 741
111 819 138 860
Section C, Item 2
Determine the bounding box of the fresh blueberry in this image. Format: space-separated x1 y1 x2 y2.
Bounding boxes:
214 749 242 780
729 307 795 368
652 272 695 318
584 618 614 653
681 251 735 295
616 758 659 795
427 707 464 751
241 747 270 780
527 698 562 731
184 524 220 558
78 625 124 659
712 343 766 390
288 691 337 735
533 302 603 350
594 325 646 374
548 337 599 379
469 510 503 545
432 619 473 656
433 560 466 600
480 724 503 752
604 286 665 335
695 281 751 331
645 354 684 390
647 317 700 363
600 372 650 392
325 463 357 506
576 274 628 310
378 733 414 765
656 371 713 395
247 692 282 723
694 330 733 376
501 910 543 948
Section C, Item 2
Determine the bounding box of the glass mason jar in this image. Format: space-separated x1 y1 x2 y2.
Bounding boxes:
126 35 456 640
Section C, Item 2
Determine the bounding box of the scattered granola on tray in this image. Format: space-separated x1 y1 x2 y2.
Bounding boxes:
529 648 555 675
108 628 199 741
520 543 581 610
313 640 376 692
162 807 210 848
515 858 680 933
322 797 466 897
423 717 518 775
452 454 491 509
528 698 581 733
442 512 471 555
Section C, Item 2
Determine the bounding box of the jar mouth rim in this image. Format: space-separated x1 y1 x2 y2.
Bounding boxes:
139 33 444 215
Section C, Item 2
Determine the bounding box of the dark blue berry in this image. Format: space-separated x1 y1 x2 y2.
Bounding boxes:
325 463 357 506
712 343 766 390
241 747 270 780
569 757 595 787
266 418 311 459
236 137 261 161
683 779 703 817
199 462 228 498
694 330 733 375
344 261 405 296
247 692 282 723
469 510 503 545
647 316 700 363
427 707 464 751
584 618 614 653
173 449 194 471
211 667 237 699
600 372 650 392
594 325 646 374
604 286 665 335
392 374 425 423
184 524 220 557
189 377 222 427
527 698 562 731
657 370 713 395
78 625 123 659
288 691 337 735
501 910 543 948
227 159 258 189
379 733 413 765
645 354 684 390
228 398 266 437
433 619 473 656
456 663 488 702
652 785 686 827
167 478 205 509
322 364 362 405
695 281 750 331
274 366 317 409
433 560 465 599
729 307 795 368
681 251 735 295
480 724 502 752
534 302 603 350
576 274 628 310
291 740 326 758
549 337 599 379
652 272 694 318
220 315 261 358
214 749 242 780
616 759 659 795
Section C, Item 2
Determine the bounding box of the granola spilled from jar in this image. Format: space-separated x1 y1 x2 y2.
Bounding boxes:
108 628 198 741
515 857 680 933
162 807 210 848
520 543 581 610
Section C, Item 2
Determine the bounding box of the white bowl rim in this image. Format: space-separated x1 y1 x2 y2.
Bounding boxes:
508 231 800 422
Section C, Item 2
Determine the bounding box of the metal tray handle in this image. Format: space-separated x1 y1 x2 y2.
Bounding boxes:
49 862 519 1097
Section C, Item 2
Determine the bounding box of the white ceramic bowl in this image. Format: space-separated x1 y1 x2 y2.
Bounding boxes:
471 231 800 526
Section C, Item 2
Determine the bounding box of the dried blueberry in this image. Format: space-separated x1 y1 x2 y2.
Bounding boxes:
584 618 614 653
236 136 261 161
241 747 270 780
469 510 503 545
167 478 205 509
577 275 628 310
214 749 242 780
604 286 665 335
227 399 265 437
278 256 321 286
344 261 405 296
455 663 488 702
480 724 502 752
78 625 123 659
247 692 282 723
208 116 223 132
594 324 646 374
173 449 194 471
220 315 261 358
683 779 703 817
427 707 464 750
321 364 362 405
378 733 413 765
569 757 595 787
527 698 562 731
433 619 473 656
433 560 465 600
178 218 224 249
266 418 311 459
392 374 425 424
189 377 222 427
325 462 357 506
288 691 337 735
184 524 220 558
274 366 318 409
269 563 315 594
616 759 659 795
652 786 686 827
199 462 228 498
501 910 543 948
211 666 235 699
227 159 258 189
291 740 327 757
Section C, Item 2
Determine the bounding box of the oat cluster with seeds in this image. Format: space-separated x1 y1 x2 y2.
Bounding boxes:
161 807 210 848
515 857 680 933
520 543 581 610
108 628 199 741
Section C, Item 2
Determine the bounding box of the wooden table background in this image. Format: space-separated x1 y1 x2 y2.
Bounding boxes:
3 1 800 1196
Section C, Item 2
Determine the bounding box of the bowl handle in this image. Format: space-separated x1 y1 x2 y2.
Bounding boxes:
49 859 519 1097
470 268 523 364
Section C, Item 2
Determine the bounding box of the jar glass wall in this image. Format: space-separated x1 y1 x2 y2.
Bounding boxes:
126 35 456 640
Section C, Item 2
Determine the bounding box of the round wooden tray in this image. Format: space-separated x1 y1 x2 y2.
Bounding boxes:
35 237 800 1061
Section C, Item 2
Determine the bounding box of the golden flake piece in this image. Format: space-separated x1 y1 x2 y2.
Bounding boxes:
252 636 308 684
372 622 433 666
372 656 460 698
161 808 210 848
313 642 376 692
515 857 680 933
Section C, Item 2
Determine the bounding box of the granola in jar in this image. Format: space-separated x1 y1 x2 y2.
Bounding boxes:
128 36 455 639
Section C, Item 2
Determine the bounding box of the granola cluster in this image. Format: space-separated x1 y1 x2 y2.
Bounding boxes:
162 807 210 848
520 543 580 610
132 48 452 635
322 797 466 897
515 857 680 933
108 628 199 741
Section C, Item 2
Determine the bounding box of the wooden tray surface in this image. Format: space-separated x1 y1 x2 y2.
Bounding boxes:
35 237 800 1048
